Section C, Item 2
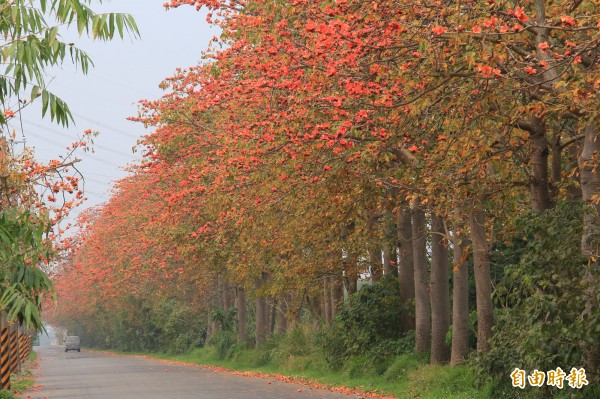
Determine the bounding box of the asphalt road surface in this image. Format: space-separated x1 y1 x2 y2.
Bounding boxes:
24 345 360 399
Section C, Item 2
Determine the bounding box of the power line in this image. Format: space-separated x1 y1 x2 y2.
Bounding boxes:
12 127 69 151
83 176 114 186
83 190 110 198
85 171 122 179
22 120 137 159
5 127 123 188
10 126 126 169
71 112 145 140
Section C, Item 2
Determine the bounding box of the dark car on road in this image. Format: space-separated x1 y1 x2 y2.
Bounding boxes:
65 336 80 352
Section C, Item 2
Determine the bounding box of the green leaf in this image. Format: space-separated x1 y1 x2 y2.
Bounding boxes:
0 0 137 126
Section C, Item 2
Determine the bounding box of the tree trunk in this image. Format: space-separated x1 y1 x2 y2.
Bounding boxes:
526 0 557 212
206 276 220 343
470 211 493 353
276 296 288 334
310 292 322 329
206 315 215 343
323 277 332 325
529 116 552 212
288 293 301 330
367 211 383 283
370 248 382 283
269 298 277 334
340 223 357 298
450 229 469 365
236 286 247 344
390 246 399 276
222 282 233 311
412 205 431 354
344 257 358 297
383 210 397 276
550 130 561 204
567 141 583 201
254 273 268 348
383 247 392 276
430 214 450 364
398 207 415 332
330 274 343 319
580 124 600 258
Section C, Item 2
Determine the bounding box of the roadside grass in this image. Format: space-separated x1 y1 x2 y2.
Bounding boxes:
9 351 38 397
105 346 490 399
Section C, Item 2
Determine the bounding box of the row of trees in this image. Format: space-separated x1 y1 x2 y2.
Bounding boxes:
50 0 599 391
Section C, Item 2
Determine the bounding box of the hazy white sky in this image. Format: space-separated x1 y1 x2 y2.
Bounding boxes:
9 1 215 226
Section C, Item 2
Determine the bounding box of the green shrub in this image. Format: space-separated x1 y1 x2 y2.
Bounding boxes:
407 364 483 398
210 308 237 332
383 353 423 382
581 383 600 399
322 276 412 371
224 341 247 360
475 202 600 396
0 391 15 399
255 348 272 367
168 332 195 355
207 330 237 359
271 324 317 363
343 355 377 378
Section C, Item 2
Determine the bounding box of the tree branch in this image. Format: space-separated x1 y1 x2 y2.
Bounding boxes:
560 134 585 150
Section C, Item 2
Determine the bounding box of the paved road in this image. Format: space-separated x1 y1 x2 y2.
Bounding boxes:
24 345 359 399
